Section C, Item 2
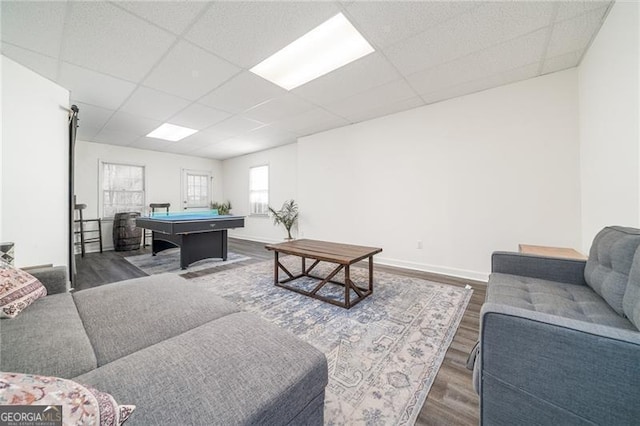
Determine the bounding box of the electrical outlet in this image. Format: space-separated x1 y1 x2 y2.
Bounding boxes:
417 240 423 249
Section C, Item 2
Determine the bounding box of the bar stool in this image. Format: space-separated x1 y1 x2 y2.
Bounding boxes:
74 204 103 257
143 203 170 247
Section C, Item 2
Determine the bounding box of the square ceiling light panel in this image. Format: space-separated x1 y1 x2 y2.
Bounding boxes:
250 13 374 90
146 123 198 141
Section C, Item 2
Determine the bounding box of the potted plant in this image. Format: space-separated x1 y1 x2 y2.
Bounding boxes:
211 201 232 215
268 199 299 240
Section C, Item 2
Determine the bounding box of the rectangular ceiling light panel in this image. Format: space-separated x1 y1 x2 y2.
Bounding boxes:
146 123 198 141
250 13 374 90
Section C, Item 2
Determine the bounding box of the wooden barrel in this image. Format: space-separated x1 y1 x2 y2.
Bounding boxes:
113 212 142 251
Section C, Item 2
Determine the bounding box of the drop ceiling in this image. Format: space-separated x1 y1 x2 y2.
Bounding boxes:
1 1 612 160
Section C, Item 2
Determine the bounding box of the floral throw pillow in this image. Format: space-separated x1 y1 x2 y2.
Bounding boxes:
0 261 47 318
0 372 135 425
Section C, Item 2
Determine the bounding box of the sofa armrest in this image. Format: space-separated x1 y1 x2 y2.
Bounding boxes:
491 251 587 286
27 266 69 294
479 303 640 425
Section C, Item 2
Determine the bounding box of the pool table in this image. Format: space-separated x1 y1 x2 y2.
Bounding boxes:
135 210 245 269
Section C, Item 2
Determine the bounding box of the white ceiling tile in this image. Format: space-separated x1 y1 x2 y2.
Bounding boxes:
0 1 66 57
420 63 539 106
103 111 162 138
168 103 231 131
346 1 479 48
275 108 349 136
143 41 240 101
406 29 547 96
242 94 316 124
1 43 59 81
190 144 237 161
346 96 424 124
120 87 191 122
115 1 209 35
325 79 417 119
199 71 287 114
241 125 297 146
208 116 266 137
542 50 582 75
180 129 233 147
157 141 203 155
185 1 340 68
73 101 114 141
292 53 401 106
547 6 608 58
58 62 137 110
208 138 265 157
128 137 173 152
471 2 556 43
384 1 555 76
556 1 612 22
93 129 138 146
62 2 176 81
483 63 540 90
188 144 221 157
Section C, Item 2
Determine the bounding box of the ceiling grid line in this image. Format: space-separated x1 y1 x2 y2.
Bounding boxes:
54 0 74 83
576 2 616 67
537 2 562 76
338 6 423 120
405 22 569 101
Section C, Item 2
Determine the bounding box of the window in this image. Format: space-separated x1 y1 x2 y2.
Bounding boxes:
101 162 145 218
249 165 269 215
183 170 211 210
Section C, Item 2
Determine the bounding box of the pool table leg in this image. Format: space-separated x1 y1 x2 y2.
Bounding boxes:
222 230 228 261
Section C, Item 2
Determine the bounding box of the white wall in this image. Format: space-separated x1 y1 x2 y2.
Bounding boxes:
296 70 581 281
2 56 70 268
75 140 223 250
578 1 640 252
222 143 297 242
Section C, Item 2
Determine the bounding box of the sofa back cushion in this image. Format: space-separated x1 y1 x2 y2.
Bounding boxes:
585 226 640 315
623 248 640 329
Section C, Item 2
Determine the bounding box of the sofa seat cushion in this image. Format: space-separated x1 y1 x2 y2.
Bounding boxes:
72 273 239 366
489 273 635 330
74 312 328 426
0 293 97 378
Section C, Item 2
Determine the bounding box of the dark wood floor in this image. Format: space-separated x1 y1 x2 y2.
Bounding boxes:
75 238 485 425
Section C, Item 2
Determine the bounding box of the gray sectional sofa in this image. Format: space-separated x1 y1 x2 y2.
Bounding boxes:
474 226 640 425
1 270 328 425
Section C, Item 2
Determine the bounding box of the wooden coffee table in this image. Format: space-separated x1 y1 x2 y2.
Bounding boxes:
265 239 383 309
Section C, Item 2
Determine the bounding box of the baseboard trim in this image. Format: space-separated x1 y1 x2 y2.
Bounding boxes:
229 234 282 245
74 245 110 255
369 256 489 283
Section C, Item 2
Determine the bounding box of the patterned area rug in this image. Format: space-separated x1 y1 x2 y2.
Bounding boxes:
124 248 250 275
191 257 472 425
